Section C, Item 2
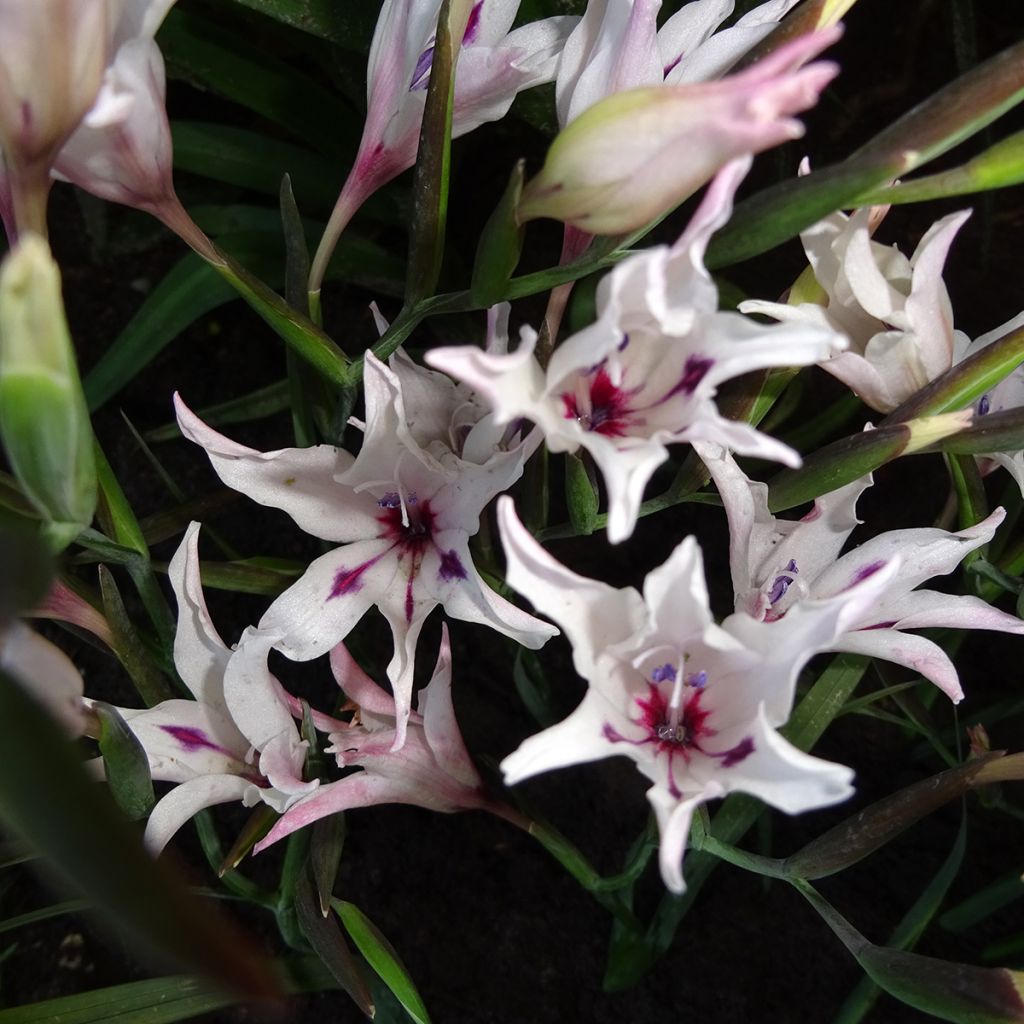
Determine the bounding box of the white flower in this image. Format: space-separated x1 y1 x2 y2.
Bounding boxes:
309 0 576 290
695 441 1024 701
742 198 971 412
556 0 802 128
0 620 87 737
89 523 316 855
175 345 554 748
429 158 844 542
254 625 490 852
0 0 178 236
496 498 897 893
962 310 1024 496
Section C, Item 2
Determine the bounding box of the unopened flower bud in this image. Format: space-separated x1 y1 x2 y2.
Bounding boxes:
518 29 840 235
0 235 96 550
0 0 111 233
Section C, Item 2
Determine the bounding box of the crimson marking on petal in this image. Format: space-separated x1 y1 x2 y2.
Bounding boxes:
330 553 385 599
561 368 632 436
438 549 467 581
462 1 483 44
160 725 233 758
405 577 415 623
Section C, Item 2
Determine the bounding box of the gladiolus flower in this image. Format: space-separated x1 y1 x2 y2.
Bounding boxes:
496 498 896 893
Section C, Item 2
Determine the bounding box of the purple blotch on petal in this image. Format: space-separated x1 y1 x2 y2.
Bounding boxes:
462 1 483 44
161 725 223 754
717 736 754 768
678 355 714 395
850 560 885 587
438 549 468 581
409 45 435 90
768 559 799 605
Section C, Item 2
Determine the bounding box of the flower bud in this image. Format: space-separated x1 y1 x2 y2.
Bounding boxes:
517 30 840 235
0 235 96 550
0 0 111 233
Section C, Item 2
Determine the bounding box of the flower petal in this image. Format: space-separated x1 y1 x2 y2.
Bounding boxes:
174 393 373 543
832 628 963 702
144 774 253 855
258 540 396 661
168 522 229 709
497 497 644 678
418 624 482 790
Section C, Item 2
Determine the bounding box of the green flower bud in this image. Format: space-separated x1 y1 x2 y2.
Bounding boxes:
0 234 96 550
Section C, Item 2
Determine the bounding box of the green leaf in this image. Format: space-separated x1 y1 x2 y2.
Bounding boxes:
706 39 1024 269
93 444 148 558
0 897 91 935
884 320 1024 423
766 412 972 513
0 975 232 1024
225 0 378 47
91 449 176 652
296 871 374 1017
854 129 1024 206
405 0 475 304
93 700 156 820
171 122 340 210
470 161 526 307
0 668 279 1000
564 451 599 536
144 380 290 443
311 812 346 918
84 254 238 412
942 871 1024 933
782 757 992 881
797 880 1024 1024
334 900 432 1024
513 647 560 728
194 557 303 597
0 524 52 625
834 818 968 1024
159 8 358 154
210 247 351 387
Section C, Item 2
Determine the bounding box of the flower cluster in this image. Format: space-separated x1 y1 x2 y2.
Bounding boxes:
19 0 1022 941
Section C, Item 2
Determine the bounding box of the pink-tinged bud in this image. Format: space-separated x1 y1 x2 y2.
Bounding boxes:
50 36 215 260
0 0 111 233
518 28 840 235
54 39 173 215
